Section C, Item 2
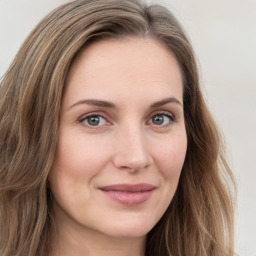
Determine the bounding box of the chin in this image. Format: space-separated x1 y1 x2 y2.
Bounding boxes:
97 215 157 238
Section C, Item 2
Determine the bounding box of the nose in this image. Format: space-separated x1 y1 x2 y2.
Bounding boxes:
112 124 153 172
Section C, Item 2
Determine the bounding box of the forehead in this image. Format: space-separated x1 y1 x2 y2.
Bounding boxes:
63 37 183 106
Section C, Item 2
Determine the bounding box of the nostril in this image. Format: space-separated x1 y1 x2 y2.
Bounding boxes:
112 130 153 171
113 155 152 172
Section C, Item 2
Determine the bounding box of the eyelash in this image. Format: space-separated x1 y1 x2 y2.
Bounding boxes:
78 113 110 128
148 111 176 128
78 111 176 129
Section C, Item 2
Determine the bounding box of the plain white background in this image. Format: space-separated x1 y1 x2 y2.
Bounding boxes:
0 0 255 255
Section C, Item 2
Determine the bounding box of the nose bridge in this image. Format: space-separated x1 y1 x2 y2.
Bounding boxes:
113 120 151 171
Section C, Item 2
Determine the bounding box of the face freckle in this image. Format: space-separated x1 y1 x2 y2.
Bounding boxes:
48 37 187 239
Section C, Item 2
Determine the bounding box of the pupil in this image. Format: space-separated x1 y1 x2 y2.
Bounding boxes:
88 116 100 126
153 115 164 125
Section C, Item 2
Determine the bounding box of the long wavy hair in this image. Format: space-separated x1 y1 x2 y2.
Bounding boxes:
0 0 235 255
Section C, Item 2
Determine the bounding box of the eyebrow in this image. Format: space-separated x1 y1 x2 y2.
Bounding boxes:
68 99 117 110
149 97 182 108
67 97 182 110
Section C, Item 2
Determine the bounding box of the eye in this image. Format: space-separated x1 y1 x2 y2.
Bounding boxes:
148 113 174 126
80 114 108 127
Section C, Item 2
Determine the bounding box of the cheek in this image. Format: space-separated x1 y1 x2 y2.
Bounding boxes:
52 130 109 179
48 133 100 199
48 134 108 212
154 133 187 180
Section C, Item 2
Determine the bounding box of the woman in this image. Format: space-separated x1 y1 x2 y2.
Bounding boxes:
0 0 236 255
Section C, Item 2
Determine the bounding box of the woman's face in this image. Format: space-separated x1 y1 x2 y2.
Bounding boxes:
49 37 187 238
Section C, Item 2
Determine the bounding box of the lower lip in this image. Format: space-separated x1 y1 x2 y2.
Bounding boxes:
100 190 154 206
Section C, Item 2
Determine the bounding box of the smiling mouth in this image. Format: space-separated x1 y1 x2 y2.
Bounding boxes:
99 183 156 206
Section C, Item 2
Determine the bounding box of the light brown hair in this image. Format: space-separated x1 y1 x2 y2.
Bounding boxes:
0 0 235 255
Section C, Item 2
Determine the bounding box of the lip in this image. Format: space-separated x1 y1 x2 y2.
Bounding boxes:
99 183 156 206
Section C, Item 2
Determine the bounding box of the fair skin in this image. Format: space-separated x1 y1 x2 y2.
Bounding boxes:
48 37 187 256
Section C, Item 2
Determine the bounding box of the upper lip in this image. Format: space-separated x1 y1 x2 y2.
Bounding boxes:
99 183 156 192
